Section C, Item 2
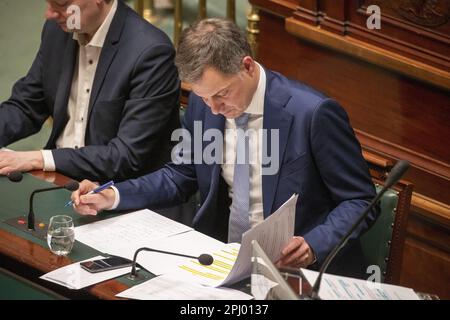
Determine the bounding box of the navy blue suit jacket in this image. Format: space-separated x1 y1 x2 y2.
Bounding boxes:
0 0 180 182
115 69 379 276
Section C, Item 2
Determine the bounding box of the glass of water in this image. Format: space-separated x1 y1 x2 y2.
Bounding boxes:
47 215 75 256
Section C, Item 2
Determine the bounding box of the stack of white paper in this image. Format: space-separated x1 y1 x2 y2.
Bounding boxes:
117 275 253 300
75 209 193 255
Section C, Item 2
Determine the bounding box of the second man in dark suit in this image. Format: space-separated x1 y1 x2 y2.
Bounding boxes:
0 0 179 182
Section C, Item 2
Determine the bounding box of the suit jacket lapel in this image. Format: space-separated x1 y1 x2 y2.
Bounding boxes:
262 71 293 217
87 0 127 120
193 110 225 225
47 37 78 148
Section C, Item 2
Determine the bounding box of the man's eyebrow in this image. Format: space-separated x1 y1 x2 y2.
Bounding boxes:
50 0 68 6
212 85 231 97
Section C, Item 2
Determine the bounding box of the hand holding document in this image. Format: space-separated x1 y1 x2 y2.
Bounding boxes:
168 194 298 287
40 256 133 290
221 194 298 285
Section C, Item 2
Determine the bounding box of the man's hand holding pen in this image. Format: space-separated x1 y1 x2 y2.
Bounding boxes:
70 180 117 216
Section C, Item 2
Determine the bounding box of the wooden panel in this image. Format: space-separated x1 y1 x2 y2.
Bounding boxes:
402 223 450 299
250 0 450 298
347 0 450 71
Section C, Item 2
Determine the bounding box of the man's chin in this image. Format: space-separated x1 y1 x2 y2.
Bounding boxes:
223 111 243 119
58 24 81 34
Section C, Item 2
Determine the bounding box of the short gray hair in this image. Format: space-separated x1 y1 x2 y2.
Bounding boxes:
175 18 252 83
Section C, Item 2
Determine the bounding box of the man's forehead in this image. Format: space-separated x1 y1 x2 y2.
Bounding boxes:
191 69 235 97
192 81 230 98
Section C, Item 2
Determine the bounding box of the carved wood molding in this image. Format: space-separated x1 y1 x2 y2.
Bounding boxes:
285 17 450 90
393 0 449 28
411 192 450 228
355 130 450 182
356 130 450 229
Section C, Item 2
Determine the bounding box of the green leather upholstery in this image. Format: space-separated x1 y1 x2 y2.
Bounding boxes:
0 268 64 300
359 185 399 283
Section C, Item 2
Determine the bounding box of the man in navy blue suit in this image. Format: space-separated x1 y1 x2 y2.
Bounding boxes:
0 0 179 182
72 18 379 277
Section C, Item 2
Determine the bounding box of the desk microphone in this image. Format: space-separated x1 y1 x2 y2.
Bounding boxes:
308 160 410 300
28 181 80 230
129 247 214 278
7 171 23 182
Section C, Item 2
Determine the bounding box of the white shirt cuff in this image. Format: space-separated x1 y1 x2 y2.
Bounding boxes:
109 185 121 210
41 150 56 171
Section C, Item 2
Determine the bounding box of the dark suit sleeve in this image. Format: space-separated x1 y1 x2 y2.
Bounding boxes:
302 99 379 265
114 97 199 211
51 43 180 181
0 24 50 147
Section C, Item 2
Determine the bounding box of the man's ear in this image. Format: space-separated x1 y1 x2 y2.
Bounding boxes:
242 56 255 75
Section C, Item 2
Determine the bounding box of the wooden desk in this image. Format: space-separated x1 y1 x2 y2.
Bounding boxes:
0 171 134 300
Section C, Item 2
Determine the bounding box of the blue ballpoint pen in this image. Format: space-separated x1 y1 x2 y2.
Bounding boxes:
65 181 114 207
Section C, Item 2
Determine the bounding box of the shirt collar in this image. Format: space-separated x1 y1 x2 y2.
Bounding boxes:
245 62 266 116
73 0 117 47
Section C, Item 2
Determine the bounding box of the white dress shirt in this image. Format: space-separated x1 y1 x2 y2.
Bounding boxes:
221 64 266 227
41 0 118 171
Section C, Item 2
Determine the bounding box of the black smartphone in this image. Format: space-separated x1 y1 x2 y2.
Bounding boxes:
80 256 132 273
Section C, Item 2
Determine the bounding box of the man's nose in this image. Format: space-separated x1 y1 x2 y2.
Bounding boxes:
209 99 222 115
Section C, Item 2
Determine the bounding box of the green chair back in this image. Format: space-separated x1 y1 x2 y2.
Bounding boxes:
359 186 399 283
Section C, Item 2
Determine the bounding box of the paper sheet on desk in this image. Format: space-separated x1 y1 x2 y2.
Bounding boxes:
117 275 253 300
114 230 226 276
301 269 420 300
75 209 193 254
221 194 297 286
170 194 297 287
40 256 133 290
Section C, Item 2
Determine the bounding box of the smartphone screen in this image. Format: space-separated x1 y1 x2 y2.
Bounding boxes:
80 256 132 273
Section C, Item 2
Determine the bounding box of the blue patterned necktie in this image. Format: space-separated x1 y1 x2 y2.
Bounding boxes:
228 113 251 243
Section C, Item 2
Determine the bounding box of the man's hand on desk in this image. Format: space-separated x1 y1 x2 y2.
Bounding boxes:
0 150 44 175
276 236 316 269
71 179 116 216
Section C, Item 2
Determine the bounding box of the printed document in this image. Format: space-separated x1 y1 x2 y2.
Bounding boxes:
301 269 420 300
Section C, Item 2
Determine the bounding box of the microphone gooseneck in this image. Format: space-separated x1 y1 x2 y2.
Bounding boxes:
130 247 214 278
28 180 80 230
309 160 410 300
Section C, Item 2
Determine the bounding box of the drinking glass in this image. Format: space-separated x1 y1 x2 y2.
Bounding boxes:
47 215 75 256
